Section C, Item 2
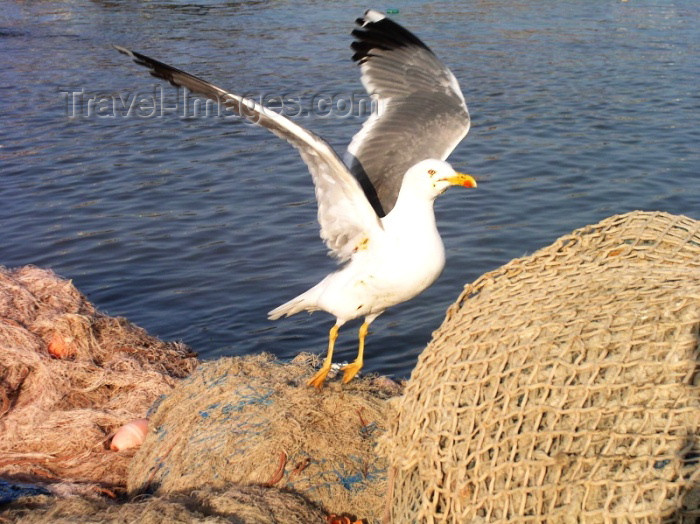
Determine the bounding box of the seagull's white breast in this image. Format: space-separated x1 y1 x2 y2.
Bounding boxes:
316 202 446 322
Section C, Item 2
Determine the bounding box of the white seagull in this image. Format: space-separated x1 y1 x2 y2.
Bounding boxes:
115 9 476 388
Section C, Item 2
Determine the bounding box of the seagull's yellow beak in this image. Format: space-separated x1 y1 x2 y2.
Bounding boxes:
443 173 477 188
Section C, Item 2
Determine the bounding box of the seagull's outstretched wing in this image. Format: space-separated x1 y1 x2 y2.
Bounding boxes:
114 46 381 263
346 10 471 216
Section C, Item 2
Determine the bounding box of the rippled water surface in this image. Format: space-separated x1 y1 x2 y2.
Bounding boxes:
2 0 698 378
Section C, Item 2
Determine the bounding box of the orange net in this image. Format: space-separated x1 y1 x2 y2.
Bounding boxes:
0 266 197 490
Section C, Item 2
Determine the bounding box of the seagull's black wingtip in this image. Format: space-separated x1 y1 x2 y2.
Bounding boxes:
112 44 134 59
113 45 150 70
351 9 432 64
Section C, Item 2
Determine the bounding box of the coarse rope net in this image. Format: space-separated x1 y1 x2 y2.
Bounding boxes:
0 484 327 523
127 354 401 523
380 211 700 523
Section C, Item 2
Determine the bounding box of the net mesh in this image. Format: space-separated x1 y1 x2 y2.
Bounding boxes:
1 484 326 523
128 353 401 522
380 211 700 523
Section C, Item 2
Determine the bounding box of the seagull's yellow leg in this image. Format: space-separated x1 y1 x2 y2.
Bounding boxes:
307 324 339 389
342 321 370 384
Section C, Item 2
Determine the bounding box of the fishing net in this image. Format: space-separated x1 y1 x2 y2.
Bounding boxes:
380 211 700 523
0 265 197 490
127 353 401 523
0 483 326 523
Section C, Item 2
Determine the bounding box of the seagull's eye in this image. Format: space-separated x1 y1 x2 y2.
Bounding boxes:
428 169 436 176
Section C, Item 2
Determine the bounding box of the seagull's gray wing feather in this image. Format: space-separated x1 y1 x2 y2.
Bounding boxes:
114 46 381 262
346 10 470 216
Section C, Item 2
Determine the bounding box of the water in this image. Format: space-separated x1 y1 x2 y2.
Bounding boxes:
1 0 698 379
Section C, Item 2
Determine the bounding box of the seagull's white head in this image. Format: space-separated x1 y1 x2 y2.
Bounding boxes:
402 159 477 200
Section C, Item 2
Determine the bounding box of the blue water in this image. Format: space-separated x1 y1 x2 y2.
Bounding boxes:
1 0 698 378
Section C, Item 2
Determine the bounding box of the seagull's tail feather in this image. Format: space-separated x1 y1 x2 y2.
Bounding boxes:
268 289 321 320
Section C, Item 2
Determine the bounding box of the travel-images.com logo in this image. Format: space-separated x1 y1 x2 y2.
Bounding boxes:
61 85 379 121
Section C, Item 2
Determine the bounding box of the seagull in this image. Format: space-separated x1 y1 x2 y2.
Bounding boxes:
115 9 476 389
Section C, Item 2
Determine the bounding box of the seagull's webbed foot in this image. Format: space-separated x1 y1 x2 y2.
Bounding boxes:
341 320 370 384
307 323 340 390
342 360 363 383
307 364 332 389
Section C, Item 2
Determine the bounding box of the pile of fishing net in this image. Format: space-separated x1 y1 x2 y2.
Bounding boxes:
0 265 399 522
5 210 699 523
0 484 327 523
380 211 700 522
0 265 198 492
127 353 401 523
